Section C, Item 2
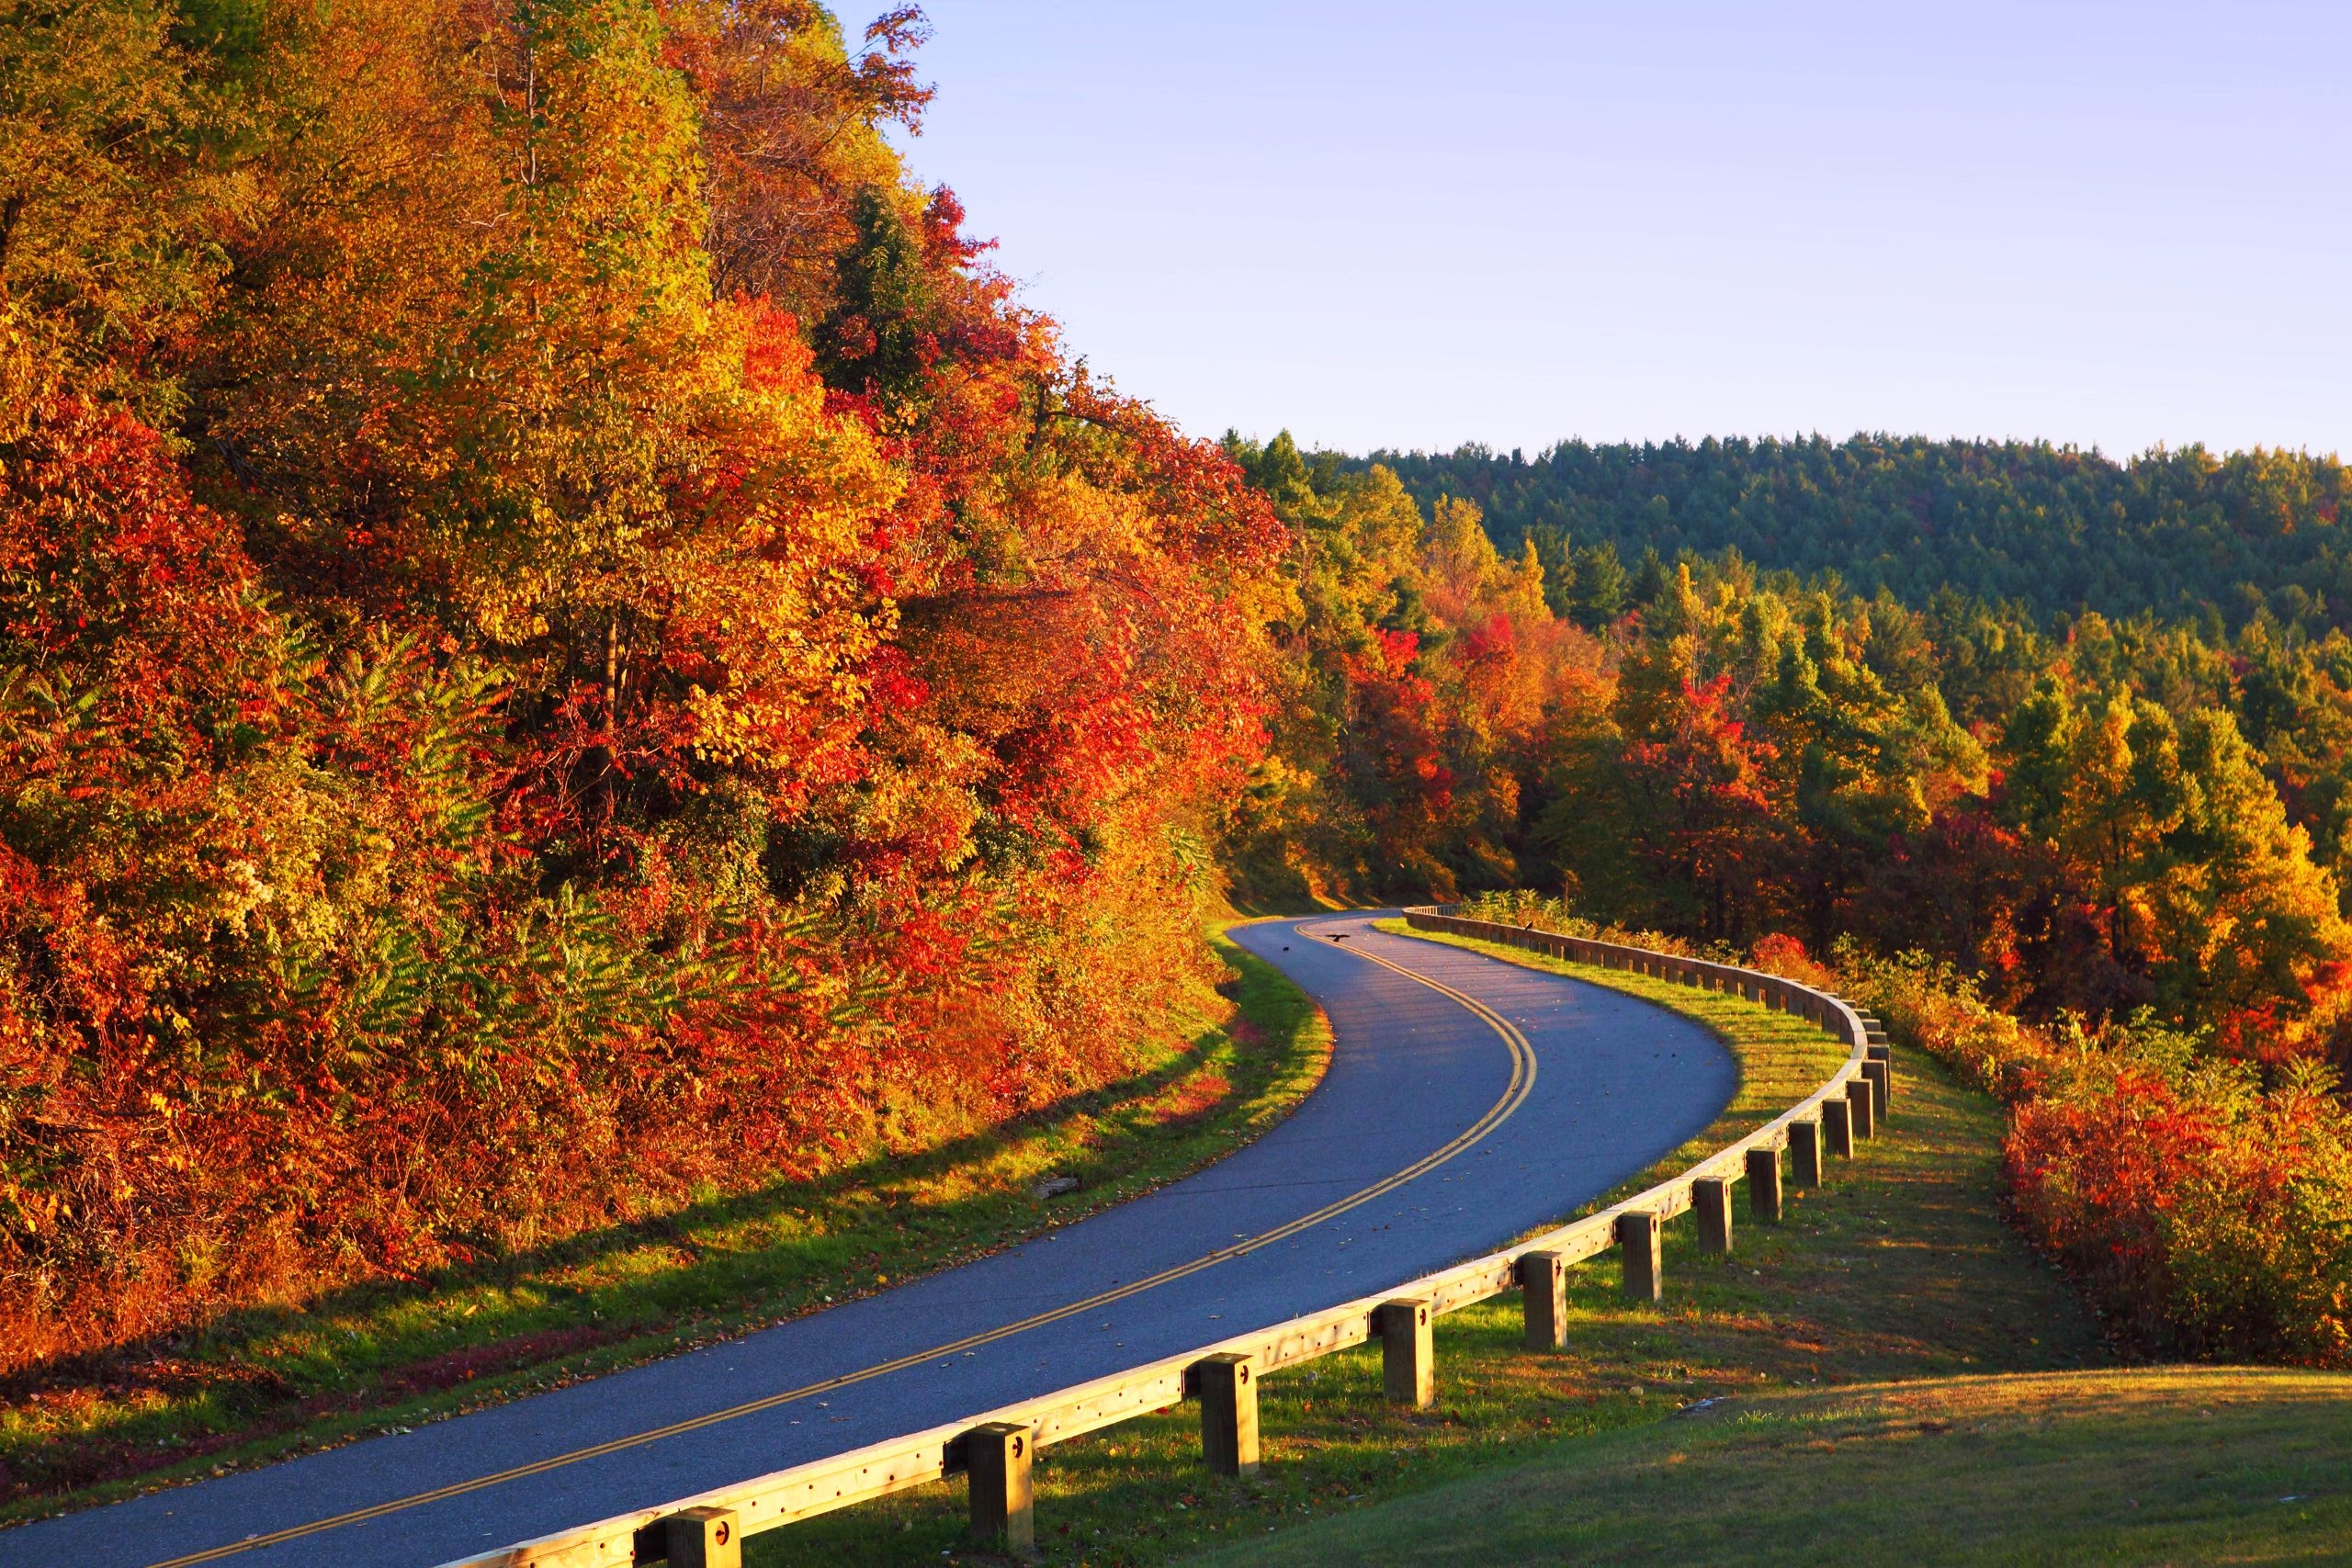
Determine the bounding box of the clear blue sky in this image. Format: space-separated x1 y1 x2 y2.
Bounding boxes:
894 1 2348 459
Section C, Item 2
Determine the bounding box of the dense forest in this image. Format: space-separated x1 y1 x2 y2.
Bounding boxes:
1368 437 2352 637
1228 434 2352 1053
6 0 2351 1382
0 0 1283 1365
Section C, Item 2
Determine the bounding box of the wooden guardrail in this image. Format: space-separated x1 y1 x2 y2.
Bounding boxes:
442 909 1893 1567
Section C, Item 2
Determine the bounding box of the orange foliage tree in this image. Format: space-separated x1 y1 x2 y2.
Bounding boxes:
0 0 1282 1366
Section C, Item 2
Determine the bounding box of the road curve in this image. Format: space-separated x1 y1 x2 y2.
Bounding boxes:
4 912 1736 1568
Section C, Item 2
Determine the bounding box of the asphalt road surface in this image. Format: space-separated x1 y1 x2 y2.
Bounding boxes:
6 911 1736 1568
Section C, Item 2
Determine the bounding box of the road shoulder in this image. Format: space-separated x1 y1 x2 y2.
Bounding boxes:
3 928 1333 1529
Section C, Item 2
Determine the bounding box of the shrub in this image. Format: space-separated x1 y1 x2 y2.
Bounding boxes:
1839 941 2352 1365
1451 904 2352 1366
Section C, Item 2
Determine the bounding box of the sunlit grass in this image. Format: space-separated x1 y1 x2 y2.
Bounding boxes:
1191 1367 2352 1566
0 928 1331 1525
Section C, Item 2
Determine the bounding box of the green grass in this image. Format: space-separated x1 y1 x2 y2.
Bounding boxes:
748 924 2113 1566
0 927 1331 1525
1189 1368 2352 1566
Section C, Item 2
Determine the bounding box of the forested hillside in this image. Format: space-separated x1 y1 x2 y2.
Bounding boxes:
0 0 1283 1366
1369 437 2352 637
1226 434 2352 1058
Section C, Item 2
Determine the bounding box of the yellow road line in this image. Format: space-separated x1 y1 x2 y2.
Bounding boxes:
148 921 1535 1567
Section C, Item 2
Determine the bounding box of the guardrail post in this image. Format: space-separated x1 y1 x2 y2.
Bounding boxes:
1747 1145 1783 1221
661 1507 741 1568
967 1421 1035 1553
1518 1250 1567 1349
1862 1057 1891 1119
1693 1177 1733 1254
1193 1353 1260 1478
1380 1298 1435 1406
1825 1095 1855 1159
1618 1212 1662 1301
1847 1077 1877 1140
1792 1117 1824 1187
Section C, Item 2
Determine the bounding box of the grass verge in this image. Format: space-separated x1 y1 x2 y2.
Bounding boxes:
0 927 1331 1526
1191 1367 2352 1566
748 924 2108 1566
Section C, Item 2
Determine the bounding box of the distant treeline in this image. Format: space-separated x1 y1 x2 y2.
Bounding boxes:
1360 437 2352 636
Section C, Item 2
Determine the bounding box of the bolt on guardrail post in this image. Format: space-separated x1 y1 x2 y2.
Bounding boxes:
1692 1177 1734 1254
1518 1250 1567 1349
1862 1057 1891 1119
1791 1117 1825 1187
1193 1353 1260 1478
1847 1077 1877 1140
1747 1145 1783 1221
661 1507 741 1568
1824 1096 1855 1159
1380 1298 1435 1407
1618 1211 1662 1301
966 1422 1035 1553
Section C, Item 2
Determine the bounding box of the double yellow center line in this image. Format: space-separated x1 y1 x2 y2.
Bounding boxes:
150 920 1535 1567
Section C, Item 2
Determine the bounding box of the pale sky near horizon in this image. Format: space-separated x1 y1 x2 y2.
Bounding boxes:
890 2 2349 460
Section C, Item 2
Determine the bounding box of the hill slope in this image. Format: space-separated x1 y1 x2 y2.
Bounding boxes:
1365 435 2352 635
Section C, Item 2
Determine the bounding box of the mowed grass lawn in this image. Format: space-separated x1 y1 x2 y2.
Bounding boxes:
760 926 2350 1567
1194 1366 2352 1566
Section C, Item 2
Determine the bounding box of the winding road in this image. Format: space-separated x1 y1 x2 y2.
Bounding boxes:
5 912 1736 1568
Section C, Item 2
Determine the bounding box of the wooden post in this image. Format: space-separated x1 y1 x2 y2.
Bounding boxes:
1847 1077 1876 1140
1193 1353 1260 1478
967 1422 1035 1553
1693 1176 1733 1254
1791 1118 1824 1187
662 1508 741 1568
1380 1298 1434 1407
1862 1057 1891 1119
1518 1249 1567 1349
1825 1095 1855 1159
1747 1145 1783 1222
1618 1211 1662 1301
